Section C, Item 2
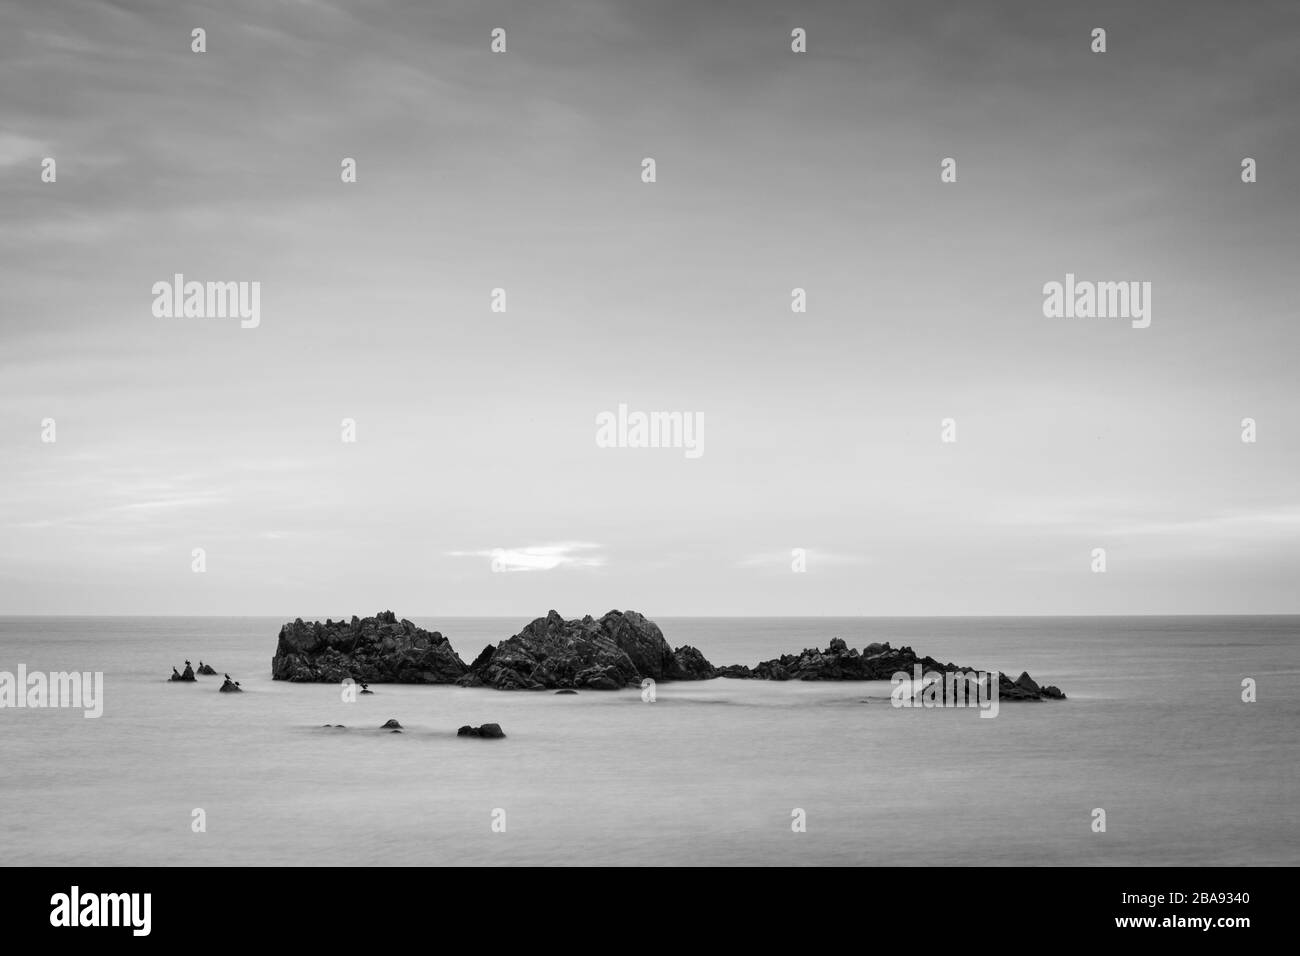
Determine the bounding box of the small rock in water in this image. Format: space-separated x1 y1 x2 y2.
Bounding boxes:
381 719 402 729
457 723 506 738
555 689 578 695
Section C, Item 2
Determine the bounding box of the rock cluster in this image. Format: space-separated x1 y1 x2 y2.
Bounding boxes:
457 723 506 738
269 610 1064 700
717 639 1064 700
999 670 1067 701
455 610 712 691
271 611 467 683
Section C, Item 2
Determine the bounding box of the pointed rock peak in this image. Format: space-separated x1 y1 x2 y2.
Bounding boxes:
1014 671 1040 693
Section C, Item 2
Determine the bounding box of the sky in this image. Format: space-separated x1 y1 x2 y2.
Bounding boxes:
1 0 1297 616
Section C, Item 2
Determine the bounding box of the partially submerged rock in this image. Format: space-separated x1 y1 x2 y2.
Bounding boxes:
267 609 1063 699
169 663 196 682
381 719 402 729
219 678 242 693
197 663 217 676
457 723 505 738
456 610 711 691
744 638 943 682
272 611 468 683
998 671 1067 701
725 640 1065 701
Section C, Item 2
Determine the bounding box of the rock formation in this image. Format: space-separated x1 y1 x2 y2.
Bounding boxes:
455 610 711 690
271 611 467 683
268 610 1064 700
457 723 506 738
716 638 1065 701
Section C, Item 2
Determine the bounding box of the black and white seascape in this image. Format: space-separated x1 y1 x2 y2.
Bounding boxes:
1 0 1297 871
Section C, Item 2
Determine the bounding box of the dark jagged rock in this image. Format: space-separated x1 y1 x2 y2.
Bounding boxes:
727 639 1065 701
457 610 715 691
271 611 468 684
667 644 716 680
457 723 506 738
219 678 242 693
993 671 1066 701
267 608 1062 700
381 719 401 729
716 664 753 679
454 645 495 688
197 663 217 676
1014 671 1040 694
739 637 946 682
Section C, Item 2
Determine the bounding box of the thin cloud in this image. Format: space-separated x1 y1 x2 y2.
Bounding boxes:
448 541 606 572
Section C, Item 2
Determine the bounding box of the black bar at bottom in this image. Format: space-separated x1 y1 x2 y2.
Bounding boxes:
3 866 1279 942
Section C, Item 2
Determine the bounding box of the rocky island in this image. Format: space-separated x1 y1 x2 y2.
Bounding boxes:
272 611 467 683
457 609 713 689
272 609 1065 700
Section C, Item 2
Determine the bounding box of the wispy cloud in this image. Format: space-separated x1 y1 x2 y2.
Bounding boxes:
448 541 606 572
1100 508 1300 539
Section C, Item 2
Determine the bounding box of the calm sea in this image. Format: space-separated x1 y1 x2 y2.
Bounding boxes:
1 615 1296 866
